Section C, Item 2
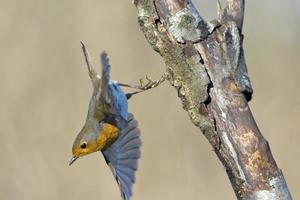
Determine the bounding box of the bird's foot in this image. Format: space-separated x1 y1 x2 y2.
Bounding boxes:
119 72 168 99
120 72 168 90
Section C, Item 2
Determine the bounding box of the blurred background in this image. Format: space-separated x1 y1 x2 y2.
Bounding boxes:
0 0 299 199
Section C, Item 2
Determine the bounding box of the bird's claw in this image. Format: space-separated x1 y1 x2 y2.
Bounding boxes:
137 72 168 91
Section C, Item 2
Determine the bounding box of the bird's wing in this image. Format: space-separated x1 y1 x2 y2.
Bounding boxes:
100 52 128 128
102 113 141 200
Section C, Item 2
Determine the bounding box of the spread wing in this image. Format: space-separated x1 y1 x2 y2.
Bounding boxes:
100 52 128 128
102 113 141 200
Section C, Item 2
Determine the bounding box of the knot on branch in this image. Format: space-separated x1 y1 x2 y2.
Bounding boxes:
168 8 203 43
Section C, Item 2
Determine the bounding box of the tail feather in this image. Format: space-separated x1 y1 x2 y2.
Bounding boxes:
101 52 111 90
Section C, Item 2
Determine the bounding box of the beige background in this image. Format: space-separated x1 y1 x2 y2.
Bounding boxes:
0 0 299 199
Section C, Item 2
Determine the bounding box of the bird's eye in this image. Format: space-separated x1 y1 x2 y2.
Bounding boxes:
80 142 87 149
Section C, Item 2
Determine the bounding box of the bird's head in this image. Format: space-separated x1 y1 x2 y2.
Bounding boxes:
69 118 120 165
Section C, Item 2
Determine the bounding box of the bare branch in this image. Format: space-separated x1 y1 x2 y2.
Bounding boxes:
225 0 245 30
132 0 292 199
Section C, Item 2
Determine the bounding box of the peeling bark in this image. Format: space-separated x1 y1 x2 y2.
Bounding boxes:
132 0 292 199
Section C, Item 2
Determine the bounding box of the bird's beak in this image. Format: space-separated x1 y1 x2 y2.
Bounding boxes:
69 156 78 166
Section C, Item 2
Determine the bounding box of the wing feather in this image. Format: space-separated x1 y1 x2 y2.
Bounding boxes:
102 113 141 200
100 52 128 128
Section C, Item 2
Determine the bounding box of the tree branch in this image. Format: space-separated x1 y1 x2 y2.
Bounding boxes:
225 0 245 30
132 0 292 199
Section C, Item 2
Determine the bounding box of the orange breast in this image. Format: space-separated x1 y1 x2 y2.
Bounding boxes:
97 123 120 150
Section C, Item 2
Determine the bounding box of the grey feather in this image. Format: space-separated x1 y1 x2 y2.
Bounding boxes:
102 113 141 200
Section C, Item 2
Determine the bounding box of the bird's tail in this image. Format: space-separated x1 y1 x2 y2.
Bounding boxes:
101 52 111 93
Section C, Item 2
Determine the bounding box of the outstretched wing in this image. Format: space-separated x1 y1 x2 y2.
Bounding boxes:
100 52 128 128
102 113 141 200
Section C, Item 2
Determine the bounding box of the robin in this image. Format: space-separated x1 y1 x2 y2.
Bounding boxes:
69 42 166 200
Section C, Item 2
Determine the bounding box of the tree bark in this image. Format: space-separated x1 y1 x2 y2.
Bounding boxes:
132 0 292 199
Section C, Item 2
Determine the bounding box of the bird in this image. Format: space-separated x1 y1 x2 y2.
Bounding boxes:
69 42 167 200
